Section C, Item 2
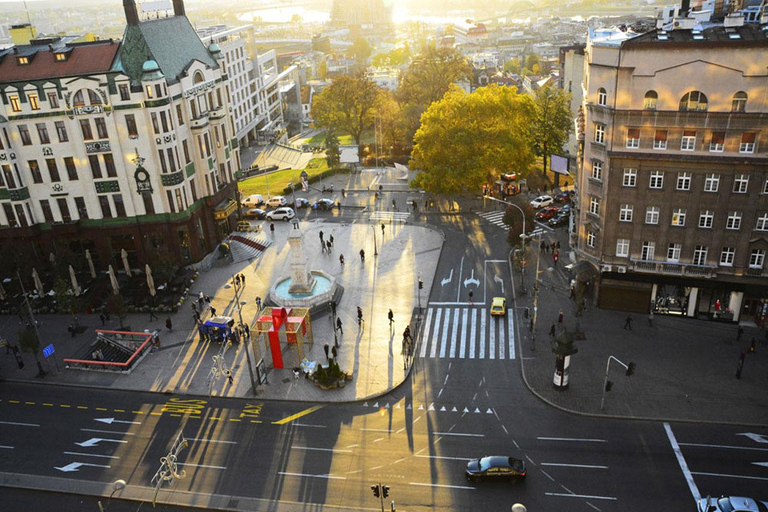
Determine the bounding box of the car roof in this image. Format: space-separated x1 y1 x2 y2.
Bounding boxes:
492 297 505 305
480 456 520 468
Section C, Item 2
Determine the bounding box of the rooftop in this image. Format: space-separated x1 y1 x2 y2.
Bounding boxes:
0 40 119 83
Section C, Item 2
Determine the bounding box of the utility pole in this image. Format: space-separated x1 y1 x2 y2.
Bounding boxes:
151 432 188 506
231 275 257 395
373 225 378 256
600 355 636 410
17 268 45 376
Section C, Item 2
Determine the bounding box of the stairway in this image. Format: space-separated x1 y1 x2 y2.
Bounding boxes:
229 233 273 263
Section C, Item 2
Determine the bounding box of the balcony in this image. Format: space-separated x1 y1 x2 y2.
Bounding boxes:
629 258 717 278
190 114 210 130
209 107 226 120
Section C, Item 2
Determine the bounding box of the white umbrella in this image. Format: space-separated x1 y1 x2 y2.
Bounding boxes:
69 265 81 296
49 252 56 265
32 268 44 296
0 280 5 300
85 250 97 278
108 265 120 295
145 264 156 297
121 249 131 277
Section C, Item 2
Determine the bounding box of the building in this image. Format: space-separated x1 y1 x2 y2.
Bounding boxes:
367 67 399 91
0 0 239 272
558 44 585 157
330 0 393 29
574 5 768 325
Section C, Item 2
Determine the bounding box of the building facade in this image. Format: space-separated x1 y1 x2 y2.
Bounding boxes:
575 15 768 325
0 0 239 273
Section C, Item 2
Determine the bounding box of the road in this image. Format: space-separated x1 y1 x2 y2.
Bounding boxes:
1 202 767 511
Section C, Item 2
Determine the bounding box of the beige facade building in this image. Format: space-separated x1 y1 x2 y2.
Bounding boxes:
575 16 768 324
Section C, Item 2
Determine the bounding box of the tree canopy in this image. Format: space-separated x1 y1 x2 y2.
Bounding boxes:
310 75 380 146
349 37 372 64
531 85 573 175
410 85 536 196
398 45 471 109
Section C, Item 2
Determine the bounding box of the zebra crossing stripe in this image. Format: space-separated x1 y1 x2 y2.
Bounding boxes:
430 308 442 358
508 314 515 360
459 308 468 359
449 309 459 358
439 310 450 358
479 310 486 359
469 309 477 359
420 308 434 358
489 312 495 359
498 316 505 359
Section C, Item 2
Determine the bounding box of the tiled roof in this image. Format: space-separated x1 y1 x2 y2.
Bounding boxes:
0 41 119 82
626 23 768 46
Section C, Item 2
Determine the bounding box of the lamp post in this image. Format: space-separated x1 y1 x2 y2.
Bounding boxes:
231 275 257 395
97 479 126 512
373 225 379 256
487 197 527 295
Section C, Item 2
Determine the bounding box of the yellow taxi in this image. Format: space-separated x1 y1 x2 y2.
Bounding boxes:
490 297 507 316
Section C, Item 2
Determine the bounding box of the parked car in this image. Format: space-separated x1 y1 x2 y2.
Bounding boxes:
535 206 559 221
244 208 266 219
288 197 309 209
490 297 507 316
697 496 768 512
266 196 287 208
266 207 295 222
554 190 574 203
312 198 337 210
235 220 260 233
559 204 572 215
242 194 264 208
530 195 554 208
548 213 569 227
466 456 526 482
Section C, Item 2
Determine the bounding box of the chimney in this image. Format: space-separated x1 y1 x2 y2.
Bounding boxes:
123 0 139 25
173 0 186 17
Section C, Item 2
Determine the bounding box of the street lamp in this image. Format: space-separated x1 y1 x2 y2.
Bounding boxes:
97 479 126 512
511 504 527 512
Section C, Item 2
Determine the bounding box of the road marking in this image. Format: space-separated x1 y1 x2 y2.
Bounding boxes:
679 443 768 452
449 309 459 358
537 437 607 443
460 308 468 359
753 462 768 468
498 313 505 359
508 313 515 360
55 462 110 472
430 308 442 358
25 401 35 405
43 403 53 407
272 405 325 425
293 423 326 428
0 421 40 427
278 472 346 480
541 463 608 469
545 493 616 501
691 471 768 482
433 432 484 437
439 309 450 358
360 428 393 433
187 438 237 444
293 446 352 453
664 422 701 501
95 418 141 425
415 455 473 461
179 463 226 470
479 310 486 358
77 406 88 410
541 470 555 482
410 482 474 490
9 400 20 404
489 311 495 359
59 405 71 408
95 408 108 411
420 308 434 358
738 432 768 444
0 446 13 450
63 452 119 459
81 428 134 435
75 438 127 447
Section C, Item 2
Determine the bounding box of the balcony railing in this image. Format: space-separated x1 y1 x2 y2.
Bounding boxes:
629 259 717 278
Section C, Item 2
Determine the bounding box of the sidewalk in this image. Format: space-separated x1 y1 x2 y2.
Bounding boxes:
516 225 768 426
0 221 444 403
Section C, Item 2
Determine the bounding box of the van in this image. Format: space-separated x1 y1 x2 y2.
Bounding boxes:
242 194 264 208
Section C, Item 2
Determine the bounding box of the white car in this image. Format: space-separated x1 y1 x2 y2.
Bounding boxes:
530 195 554 208
698 496 768 512
242 194 264 208
266 207 295 222
266 196 287 208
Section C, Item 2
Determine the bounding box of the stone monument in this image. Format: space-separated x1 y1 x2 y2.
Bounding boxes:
287 222 316 294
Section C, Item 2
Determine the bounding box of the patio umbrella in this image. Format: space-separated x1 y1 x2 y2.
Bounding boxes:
49 252 56 265
121 249 131 277
69 265 81 296
0 280 5 300
32 268 44 296
145 264 156 297
85 249 97 278
108 265 120 295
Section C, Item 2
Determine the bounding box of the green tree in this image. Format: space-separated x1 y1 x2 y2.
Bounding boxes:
376 92 406 157
398 44 471 109
325 129 340 168
317 59 327 80
531 85 573 176
504 58 521 74
410 84 536 196
311 74 380 146
502 196 535 245
349 37 372 63
107 293 128 329
524 53 540 71
53 277 79 316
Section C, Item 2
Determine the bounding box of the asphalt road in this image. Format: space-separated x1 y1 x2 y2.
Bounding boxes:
1 203 767 512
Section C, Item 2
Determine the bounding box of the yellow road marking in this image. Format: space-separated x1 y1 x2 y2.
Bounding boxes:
150 412 162 416
229 419 241 422
96 407 108 411
60 405 71 408
25 402 35 405
77 406 88 410
272 405 325 425
250 420 262 424
132 410 144 414
114 409 125 413
9 400 20 404
43 403 53 407
170 414 181 417
190 416 201 420
209 417 222 421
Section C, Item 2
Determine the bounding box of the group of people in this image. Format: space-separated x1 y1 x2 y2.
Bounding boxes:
319 230 335 254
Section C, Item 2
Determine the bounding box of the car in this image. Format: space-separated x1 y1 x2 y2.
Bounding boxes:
559 203 572 215
490 297 507 316
266 196 287 208
466 456 526 482
288 197 309 209
312 198 337 210
554 190 574 203
244 208 266 219
530 195 554 208
697 496 768 512
548 213 569 227
235 220 260 233
535 206 559 221
266 207 295 222
242 194 264 208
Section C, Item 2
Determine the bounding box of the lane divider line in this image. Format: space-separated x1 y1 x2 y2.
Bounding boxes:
179 463 227 470
63 452 119 460
690 471 768 482
0 421 40 427
409 482 474 490
187 438 237 444
541 463 608 469
278 472 345 480
293 447 352 453
433 432 484 437
0 446 14 450
537 437 607 442
679 442 768 452
415 455 472 461
272 405 325 425
545 493 616 501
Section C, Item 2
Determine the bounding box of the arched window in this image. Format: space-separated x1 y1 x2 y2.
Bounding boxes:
194 71 204 84
644 90 658 110
679 91 708 112
732 91 747 112
73 90 84 107
597 87 607 106
88 89 102 105
73 89 102 107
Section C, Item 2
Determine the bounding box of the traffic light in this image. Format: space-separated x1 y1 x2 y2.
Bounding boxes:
418 279 423 290
371 485 380 498
382 486 390 498
605 380 613 392
482 183 488 196
524 308 529 318
626 362 636 377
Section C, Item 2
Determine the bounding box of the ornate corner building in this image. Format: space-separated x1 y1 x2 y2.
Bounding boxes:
575 2 768 324
0 0 239 271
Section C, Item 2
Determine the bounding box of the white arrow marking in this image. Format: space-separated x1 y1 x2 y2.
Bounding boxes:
384 403 390 409
75 437 128 448
463 269 480 288
81 428 134 435
753 462 768 468
494 275 504 295
441 269 453 287
440 406 446 412
486 408 493 414
395 403 401 409
451 407 458 412
55 462 110 472
95 417 141 425
738 433 768 444
362 402 369 407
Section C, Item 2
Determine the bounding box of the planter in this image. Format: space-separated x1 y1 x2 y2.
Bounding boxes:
312 377 347 390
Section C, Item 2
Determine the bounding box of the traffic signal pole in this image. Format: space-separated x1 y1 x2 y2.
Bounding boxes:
600 355 635 410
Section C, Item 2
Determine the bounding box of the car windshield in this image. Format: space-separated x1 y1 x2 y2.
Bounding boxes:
479 456 510 471
717 498 734 512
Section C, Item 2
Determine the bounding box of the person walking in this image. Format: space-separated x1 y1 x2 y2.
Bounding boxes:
336 317 343 334
326 240 332 253
388 309 394 328
540 240 546 253
750 337 756 353
165 317 173 331
357 306 364 327
319 230 324 244
558 309 564 324
329 234 334 247
210 306 217 317
339 254 345 266
648 311 654 327
99 312 106 326
381 223 385 236
330 300 337 317
240 274 246 286
737 325 744 341
331 345 338 361
320 239 326 254
553 251 559 266
360 249 365 262
270 222 275 236
624 314 633 330
403 325 411 342
324 343 330 361
255 296 262 310
549 323 556 337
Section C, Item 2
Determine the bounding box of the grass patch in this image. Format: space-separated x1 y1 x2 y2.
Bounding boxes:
238 158 330 197
306 131 375 146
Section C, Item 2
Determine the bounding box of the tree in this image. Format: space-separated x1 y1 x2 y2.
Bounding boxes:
19 325 44 376
325 129 340 168
503 58 521 74
398 45 471 109
53 277 79 317
310 74 380 146
317 59 327 80
531 85 573 176
410 84 536 197
349 37 372 64
107 294 128 329
502 196 535 245
524 53 541 72
376 92 406 157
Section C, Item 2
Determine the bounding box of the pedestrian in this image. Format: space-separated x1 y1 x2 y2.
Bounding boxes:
360 249 365 262
240 274 246 286
357 306 364 326
319 230 324 243
99 312 106 326
388 309 394 326
737 325 744 340
339 254 345 266
381 223 385 235
331 345 338 360
210 306 217 317
336 317 343 334
234 274 240 286
404 325 411 341
270 222 275 235
540 240 546 253
329 234 334 247
569 284 576 300
324 342 329 361
194 311 201 322
255 296 262 309
327 240 332 253
558 309 564 324
750 337 756 353
736 350 746 379
549 323 556 337
320 239 326 253
553 251 559 266
69 324 75 338
149 307 158 321
330 300 337 317
624 314 633 330
648 311 654 327
205 295 211 304
165 317 173 331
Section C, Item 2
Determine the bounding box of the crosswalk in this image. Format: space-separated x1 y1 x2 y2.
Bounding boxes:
476 211 508 230
369 210 410 222
418 306 515 360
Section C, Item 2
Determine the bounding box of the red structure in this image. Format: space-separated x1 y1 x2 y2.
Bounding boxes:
255 307 312 369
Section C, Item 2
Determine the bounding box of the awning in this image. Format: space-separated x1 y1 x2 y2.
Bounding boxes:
214 199 237 220
567 260 600 282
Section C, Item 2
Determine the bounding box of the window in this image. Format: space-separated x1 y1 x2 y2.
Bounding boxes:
167 148 176 172
704 174 720 192
55 52 67 62
119 84 130 101
699 210 714 228
55 121 68 142
158 150 168 173
125 114 138 137
155 84 163 98
756 213 768 231
103 154 117 178
99 196 112 218
40 200 54 223
693 245 708 266
623 168 636 187
88 155 102 179
740 133 756 153
653 130 668 150
145 85 154 99
113 194 126 217
641 241 655 261
46 158 60 182
29 93 40 110
616 239 629 257
190 178 197 202
594 124 605 144
645 206 660 225
167 190 176 213
28 160 42 184
681 131 696 151
151 113 160 135
64 157 77 180
677 172 691 191
619 204 633 222
586 231 595 248
726 212 742 230
95 118 108 139
74 197 88 220
57 198 71 223
36 123 50 144
182 139 191 164
733 174 749 193
176 104 185 126
73 90 85 107
644 90 657 110
591 161 603 181
597 87 607 106
160 111 169 133
204 133 211 157
649 171 664 189
750 249 765 269
626 128 640 148
679 91 708 111
764 179 768 195
88 90 102 105
589 197 600 215
18 125 32 145
667 243 681 262
9 95 21 112
720 247 735 266
47 91 59 108
709 131 725 152
732 91 747 112
79 119 93 140
671 209 686 226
